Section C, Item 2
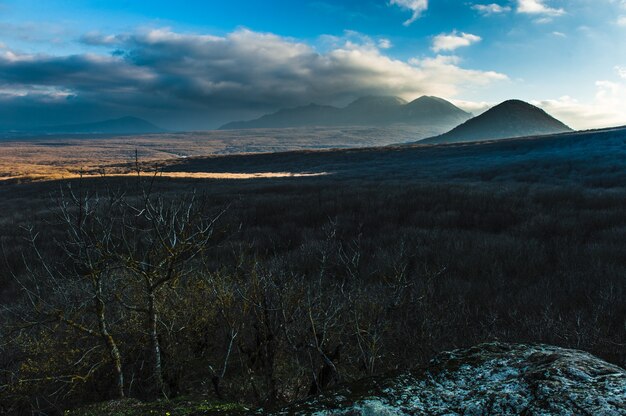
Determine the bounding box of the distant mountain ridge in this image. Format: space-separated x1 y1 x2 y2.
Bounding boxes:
220 96 472 130
421 100 572 144
41 116 165 135
0 117 166 138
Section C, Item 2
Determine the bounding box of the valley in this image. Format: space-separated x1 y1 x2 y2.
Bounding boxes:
2 119 625 415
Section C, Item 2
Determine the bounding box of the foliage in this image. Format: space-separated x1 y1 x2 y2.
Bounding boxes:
66 398 248 416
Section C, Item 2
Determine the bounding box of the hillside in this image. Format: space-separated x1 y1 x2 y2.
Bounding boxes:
421 100 572 144
219 95 471 129
162 126 626 187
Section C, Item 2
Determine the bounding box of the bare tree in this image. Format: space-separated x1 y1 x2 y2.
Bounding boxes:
2 182 127 408
112 191 225 398
54 183 127 399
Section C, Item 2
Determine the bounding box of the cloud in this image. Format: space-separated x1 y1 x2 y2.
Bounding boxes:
552 31 566 37
432 31 482 52
80 32 122 46
534 17 554 24
618 15 626 26
533 80 626 129
451 99 493 115
407 55 508 91
517 0 565 16
389 0 428 26
320 30 392 51
0 50 156 90
0 28 507 129
616 66 626 79
378 38 393 49
472 3 512 15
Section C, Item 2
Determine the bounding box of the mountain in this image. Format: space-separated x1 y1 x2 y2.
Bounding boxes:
220 104 340 129
400 96 472 125
421 100 572 144
340 96 408 125
41 116 165 135
219 96 472 129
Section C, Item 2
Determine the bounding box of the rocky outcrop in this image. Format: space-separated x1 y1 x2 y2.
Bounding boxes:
271 343 626 415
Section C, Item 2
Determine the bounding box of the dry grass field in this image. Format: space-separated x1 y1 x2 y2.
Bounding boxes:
0 126 424 182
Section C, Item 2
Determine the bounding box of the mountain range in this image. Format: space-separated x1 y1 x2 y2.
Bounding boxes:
0 117 165 138
40 116 165 135
1 99 574 145
421 100 573 144
220 96 472 130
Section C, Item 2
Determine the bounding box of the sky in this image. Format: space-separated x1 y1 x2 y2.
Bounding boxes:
0 0 625 130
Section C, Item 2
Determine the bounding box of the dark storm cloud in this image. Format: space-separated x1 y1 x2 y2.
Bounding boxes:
0 28 506 129
0 53 154 91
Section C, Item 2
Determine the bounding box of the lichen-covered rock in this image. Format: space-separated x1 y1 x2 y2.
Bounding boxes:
271 343 626 415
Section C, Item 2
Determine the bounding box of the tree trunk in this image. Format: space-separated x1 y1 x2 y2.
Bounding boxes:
308 344 341 396
94 280 125 399
148 291 166 397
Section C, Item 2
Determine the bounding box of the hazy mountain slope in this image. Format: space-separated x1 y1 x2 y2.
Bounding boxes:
219 104 341 129
0 117 165 139
400 96 471 125
40 116 165 135
219 96 471 129
340 96 407 125
421 100 572 144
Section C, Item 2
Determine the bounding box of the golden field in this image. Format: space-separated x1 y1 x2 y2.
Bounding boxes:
0 126 421 182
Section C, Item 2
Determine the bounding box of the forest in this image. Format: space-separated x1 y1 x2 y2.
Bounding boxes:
1 170 624 414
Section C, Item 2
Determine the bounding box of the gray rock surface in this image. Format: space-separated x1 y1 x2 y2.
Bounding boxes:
272 343 626 415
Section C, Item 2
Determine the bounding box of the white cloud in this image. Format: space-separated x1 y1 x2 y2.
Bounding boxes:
616 66 626 79
319 31 393 52
534 17 554 24
389 0 428 26
618 15 626 26
0 85 73 101
80 32 120 46
432 31 482 52
517 0 565 16
534 80 626 129
378 38 393 49
408 55 508 96
472 3 511 15
451 99 493 115
552 31 566 37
